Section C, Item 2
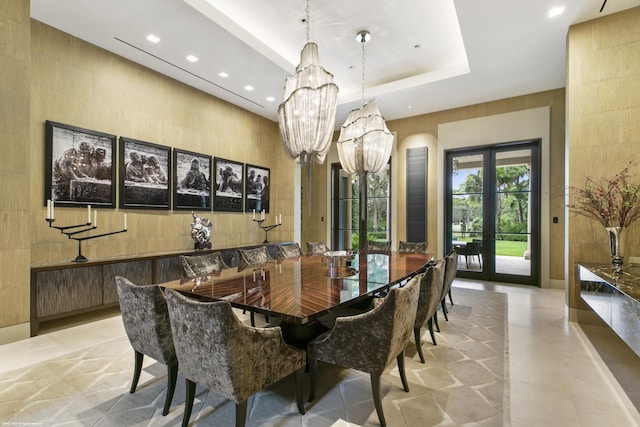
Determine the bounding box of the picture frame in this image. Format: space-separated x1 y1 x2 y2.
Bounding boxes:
213 157 244 212
45 120 116 208
245 164 270 214
173 149 213 211
119 137 171 209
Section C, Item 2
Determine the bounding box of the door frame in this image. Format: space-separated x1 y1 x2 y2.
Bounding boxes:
444 140 541 285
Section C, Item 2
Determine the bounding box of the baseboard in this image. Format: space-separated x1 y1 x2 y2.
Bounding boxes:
0 322 30 346
568 307 605 326
546 278 565 290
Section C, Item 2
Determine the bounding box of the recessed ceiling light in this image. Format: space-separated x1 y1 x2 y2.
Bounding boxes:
218 72 229 78
548 6 565 18
186 55 198 63
146 34 160 43
408 105 413 109
266 96 275 102
244 85 254 91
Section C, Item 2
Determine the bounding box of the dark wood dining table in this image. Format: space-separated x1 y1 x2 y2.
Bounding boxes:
160 251 433 348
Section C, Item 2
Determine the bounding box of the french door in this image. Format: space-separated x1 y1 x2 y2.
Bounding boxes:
445 141 540 285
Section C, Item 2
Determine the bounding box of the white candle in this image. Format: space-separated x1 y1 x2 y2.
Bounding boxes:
46 199 51 219
51 200 54 220
261 210 265 220
87 205 92 224
253 209 256 220
93 210 97 227
279 213 282 225
124 214 128 230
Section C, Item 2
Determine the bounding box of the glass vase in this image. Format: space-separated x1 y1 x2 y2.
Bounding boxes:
605 226 623 269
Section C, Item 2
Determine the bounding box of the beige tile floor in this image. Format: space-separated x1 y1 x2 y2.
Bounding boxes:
1 279 639 426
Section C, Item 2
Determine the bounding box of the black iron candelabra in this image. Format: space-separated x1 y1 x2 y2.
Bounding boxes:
252 218 281 244
46 218 127 262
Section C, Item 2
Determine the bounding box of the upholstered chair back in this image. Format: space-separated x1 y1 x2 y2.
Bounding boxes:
115 276 178 416
237 246 270 269
398 241 428 254
367 240 392 254
309 275 420 376
441 249 458 302
116 276 176 365
180 252 227 278
278 243 302 259
414 259 445 329
306 241 329 254
165 289 306 404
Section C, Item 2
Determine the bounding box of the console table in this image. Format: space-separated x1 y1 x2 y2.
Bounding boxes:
577 263 640 357
29 243 290 336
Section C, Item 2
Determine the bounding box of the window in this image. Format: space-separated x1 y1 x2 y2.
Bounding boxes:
332 163 391 250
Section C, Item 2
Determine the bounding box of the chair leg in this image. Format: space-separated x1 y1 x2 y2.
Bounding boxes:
250 311 255 327
448 289 454 306
235 400 248 427
427 317 437 345
371 374 387 427
308 356 318 402
130 351 144 393
434 313 441 332
441 300 449 321
183 379 196 427
397 351 410 392
163 361 178 416
414 327 425 363
294 367 305 414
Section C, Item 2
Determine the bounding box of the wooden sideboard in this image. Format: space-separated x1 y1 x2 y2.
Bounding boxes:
30 243 289 336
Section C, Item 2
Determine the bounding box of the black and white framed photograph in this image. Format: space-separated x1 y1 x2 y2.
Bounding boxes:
119 137 171 209
174 149 212 211
213 157 244 212
245 164 270 214
45 120 116 208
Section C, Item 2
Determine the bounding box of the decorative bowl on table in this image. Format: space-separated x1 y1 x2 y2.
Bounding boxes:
324 250 357 278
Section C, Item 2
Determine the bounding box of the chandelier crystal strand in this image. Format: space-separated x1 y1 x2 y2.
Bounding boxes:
278 0 339 211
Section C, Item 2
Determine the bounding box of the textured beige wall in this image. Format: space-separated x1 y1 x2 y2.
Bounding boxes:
28 21 292 268
567 7 640 309
389 89 566 279
301 162 329 248
0 1 31 330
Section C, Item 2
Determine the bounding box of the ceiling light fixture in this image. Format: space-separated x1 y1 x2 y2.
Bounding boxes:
218 72 229 78
266 96 275 102
146 34 160 43
548 6 565 18
336 30 393 253
277 0 339 210
244 85 254 91
186 55 198 62
337 30 393 177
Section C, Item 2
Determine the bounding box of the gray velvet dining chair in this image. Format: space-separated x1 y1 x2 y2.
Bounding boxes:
306 241 329 254
179 251 228 278
437 249 458 327
115 276 178 416
278 242 302 259
307 275 420 427
413 259 445 363
164 289 306 427
398 240 428 254
237 246 270 270
367 240 392 253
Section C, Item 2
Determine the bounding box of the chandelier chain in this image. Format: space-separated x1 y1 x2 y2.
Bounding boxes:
361 40 366 106
305 0 311 43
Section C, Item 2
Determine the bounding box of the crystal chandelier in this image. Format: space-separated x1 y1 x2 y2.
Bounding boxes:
278 0 339 193
337 30 393 176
